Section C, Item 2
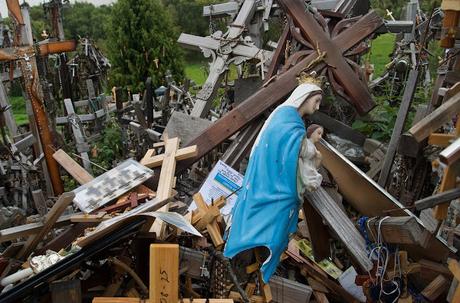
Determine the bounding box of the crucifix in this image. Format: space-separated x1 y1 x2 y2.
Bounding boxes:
178 0 273 118
221 0 369 170
177 4 383 172
43 0 73 100
3 0 77 195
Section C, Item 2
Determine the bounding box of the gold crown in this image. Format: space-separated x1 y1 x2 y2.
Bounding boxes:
297 71 323 87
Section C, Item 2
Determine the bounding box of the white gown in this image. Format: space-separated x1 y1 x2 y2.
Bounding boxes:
297 136 323 200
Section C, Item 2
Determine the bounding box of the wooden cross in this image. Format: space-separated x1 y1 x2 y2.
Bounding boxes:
178 0 273 118
62 98 92 173
3 0 77 195
143 137 198 238
92 244 235 303
191 193 225 249
178 8 383 172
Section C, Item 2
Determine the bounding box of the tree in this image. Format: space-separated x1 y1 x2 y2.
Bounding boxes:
107 0 184 92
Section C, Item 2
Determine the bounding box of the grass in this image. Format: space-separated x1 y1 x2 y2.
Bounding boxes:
185 60 239 87
368 33 396 77
185 62 208 86
9 95 29 126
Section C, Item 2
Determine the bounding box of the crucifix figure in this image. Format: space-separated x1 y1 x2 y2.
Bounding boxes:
2 0 77 195
178 0 273 118
178 3 383 172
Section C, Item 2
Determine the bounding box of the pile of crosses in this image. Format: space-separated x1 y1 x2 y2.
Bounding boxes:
0 0 114 212
0 0 460 303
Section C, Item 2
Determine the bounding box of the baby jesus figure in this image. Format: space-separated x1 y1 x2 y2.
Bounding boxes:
297 124 324 196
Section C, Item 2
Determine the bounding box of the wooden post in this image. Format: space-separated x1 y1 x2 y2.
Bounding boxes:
150 244 179 303
433 162 460 220
378 69 419 187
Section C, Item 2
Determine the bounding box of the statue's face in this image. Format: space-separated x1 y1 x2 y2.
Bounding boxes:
300 94 322 115
310 127 323 144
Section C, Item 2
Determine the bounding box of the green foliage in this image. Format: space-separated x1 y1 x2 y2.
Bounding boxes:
28 2 111 52
369 33 396 77
9 96 28 125
163 0 225 37
90 118 123 176
62 3 111 44
185 62 208 86
107 0 184 92
370 0 441 20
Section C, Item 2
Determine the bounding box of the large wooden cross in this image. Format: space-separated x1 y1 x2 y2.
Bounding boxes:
178 0 272 118
177 5 383 172
2 0 77 195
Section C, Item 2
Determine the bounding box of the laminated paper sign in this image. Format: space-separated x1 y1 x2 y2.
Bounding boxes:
73 159 154 213
189 160 244 215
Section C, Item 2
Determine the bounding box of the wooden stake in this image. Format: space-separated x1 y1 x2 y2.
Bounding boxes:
150 244 179 303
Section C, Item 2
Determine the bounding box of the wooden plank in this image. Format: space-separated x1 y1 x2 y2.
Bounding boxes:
150 138 180 237
421 274 449 301
409 90 460 142
378 69 419 187
433 162 460 220
177 11 383 171
304 187 372 271
428 133 455 147
16 192 75 260
448 258 460 302
440 138 460 166
269 275 312 303
0 214 74 243
150 244 179 303
415 188 460 211
141 145 197 168
366 216 430 247
302 199 331 262
53 149 94 185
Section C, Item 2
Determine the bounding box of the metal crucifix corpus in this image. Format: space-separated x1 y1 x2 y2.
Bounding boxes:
178 6 383 171
178 0 273 118
3 0 77 195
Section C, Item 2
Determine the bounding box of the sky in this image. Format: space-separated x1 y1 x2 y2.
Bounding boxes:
0 0 115 18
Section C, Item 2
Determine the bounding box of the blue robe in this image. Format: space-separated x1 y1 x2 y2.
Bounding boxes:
223 106 306 283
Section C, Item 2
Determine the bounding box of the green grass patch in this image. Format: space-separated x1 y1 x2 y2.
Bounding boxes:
185 62 208 86
9 96 29 125
369 33 396 77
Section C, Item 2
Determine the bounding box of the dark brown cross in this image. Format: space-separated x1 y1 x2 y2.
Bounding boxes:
2 0 77 194
178 4 383 171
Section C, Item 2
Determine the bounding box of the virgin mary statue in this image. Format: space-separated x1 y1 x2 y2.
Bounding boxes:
223 77 323 283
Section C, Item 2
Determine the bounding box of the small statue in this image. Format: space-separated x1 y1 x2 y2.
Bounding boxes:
298 124 324 195
224 74 324 283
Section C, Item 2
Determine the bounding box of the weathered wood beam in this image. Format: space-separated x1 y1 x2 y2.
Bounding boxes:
53 149 94 185
16 192 75 260
408 90 460 142
415 188 460 211
0 214 73 243
304 187 373 271
421 274 450 301
440 138 460 165
378 69 419 187
366 216 430 247
302 199 331 262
